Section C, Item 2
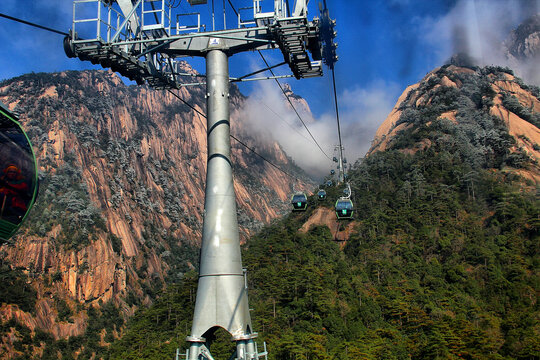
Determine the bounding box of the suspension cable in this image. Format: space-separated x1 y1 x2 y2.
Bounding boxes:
226 0 239 17
230 134 295 178
254 98 313 144
331 67 345 173
257 50 332 161
0 13 69 36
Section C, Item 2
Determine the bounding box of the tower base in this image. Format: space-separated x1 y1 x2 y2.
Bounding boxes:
185 335 268 360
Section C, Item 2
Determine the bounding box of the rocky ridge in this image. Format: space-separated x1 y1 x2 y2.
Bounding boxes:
368 65 540 184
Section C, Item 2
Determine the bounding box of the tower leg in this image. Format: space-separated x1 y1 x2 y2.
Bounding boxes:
185 48 256 359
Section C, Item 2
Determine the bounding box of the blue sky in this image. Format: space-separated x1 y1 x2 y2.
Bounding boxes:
0 0 538 175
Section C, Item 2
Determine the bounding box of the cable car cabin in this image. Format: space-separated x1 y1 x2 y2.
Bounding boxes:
335 198 354 220
317 189 327 200
291 192 308 211
0 102 38 243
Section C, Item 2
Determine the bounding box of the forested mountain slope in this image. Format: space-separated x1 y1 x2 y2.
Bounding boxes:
100 65 539 360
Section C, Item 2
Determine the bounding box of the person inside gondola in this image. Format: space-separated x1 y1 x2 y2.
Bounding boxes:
0 164 29 223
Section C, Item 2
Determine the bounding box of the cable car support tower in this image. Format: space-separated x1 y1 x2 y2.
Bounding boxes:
64 1 336 358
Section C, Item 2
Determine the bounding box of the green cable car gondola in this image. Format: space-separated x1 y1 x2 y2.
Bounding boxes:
0 102 38 243
291 192 308 211
317 189 326 200
335 198 354 220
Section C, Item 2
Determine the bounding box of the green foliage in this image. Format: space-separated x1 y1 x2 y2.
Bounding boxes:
5 67 538 360
481 66 515 77
55 298 74 323
107 272 198 359
109 233 123 254
389 66 540 173
0 319 36 358
347 149 538 359
47 301 126 359
501 93 540 128
23 160 107 249
236 147 538 359
0 265 37 314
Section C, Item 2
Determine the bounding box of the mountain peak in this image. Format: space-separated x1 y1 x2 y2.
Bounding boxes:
368 65 540 184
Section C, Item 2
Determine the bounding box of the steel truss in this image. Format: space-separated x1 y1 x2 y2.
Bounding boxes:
65 0 326 88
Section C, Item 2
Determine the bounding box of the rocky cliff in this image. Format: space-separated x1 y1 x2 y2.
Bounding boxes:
504 14 540 61
504 13 540 85
0 67 312 349
368 64 540 184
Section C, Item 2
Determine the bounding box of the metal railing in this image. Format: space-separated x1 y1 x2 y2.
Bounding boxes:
175 12 204 33
141 0 171 34
73 0 179 43
72 0 304 44
73 0 130 43
238 6 256 27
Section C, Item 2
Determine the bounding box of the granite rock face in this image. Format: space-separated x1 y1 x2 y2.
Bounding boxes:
0 67 313 343
505 14 540 60
368 65 540 183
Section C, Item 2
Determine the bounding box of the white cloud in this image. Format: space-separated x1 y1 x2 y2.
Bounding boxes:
337 81 401 157
237 80 400 179
418 0 540 84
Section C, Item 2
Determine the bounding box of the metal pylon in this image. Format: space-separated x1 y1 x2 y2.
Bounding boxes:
63 1 335 359
186 48 259 360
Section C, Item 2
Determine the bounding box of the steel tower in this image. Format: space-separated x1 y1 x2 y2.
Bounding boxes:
64 1 336 359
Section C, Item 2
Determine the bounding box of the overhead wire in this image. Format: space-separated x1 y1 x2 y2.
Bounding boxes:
331 66 345 174
168 0 182 9
254 97 313 144
257 50 332 161
230 134 296 179
0 13 69 36
320 0 346 182
226 0 239 17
